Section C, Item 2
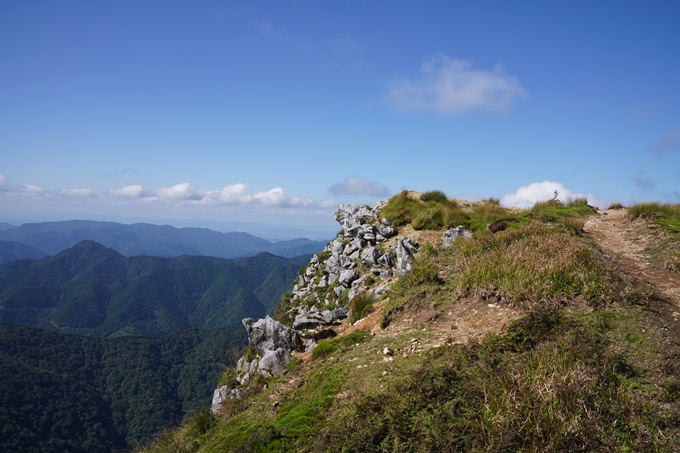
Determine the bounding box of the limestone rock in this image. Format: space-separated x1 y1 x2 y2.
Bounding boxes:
293 306 348 330
443 226 473 247
361 247 381 266
257 348 292 378
339 269 359 286
396 237 419 276
242 316 303 354
377 252 393 268
211 386 243 414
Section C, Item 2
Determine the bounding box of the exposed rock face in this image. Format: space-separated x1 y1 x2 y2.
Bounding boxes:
443 226 473 247
396 237 419 276
211 386 243 414
214 200 426 412
242 316 303 354
293 306 348 330
257 348 292 378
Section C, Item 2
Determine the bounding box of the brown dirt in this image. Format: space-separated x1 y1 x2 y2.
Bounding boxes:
584 208 680 338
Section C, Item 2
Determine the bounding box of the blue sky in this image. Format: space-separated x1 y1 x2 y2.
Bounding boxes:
1 1 679 237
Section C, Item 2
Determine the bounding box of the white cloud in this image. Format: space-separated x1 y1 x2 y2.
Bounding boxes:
329 176 390 197
647 129 680 154
385 54 528 114
253 187 286 206
221 184 252 204
0 174 8 190
109 185 145 197
155 183 204 200
59 188 96 198
23 185 47 194
501 181 604 209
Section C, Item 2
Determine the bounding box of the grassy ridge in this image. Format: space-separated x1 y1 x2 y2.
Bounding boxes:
135 196 680 452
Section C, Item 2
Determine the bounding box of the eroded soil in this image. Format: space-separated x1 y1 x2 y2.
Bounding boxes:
585 208 680 338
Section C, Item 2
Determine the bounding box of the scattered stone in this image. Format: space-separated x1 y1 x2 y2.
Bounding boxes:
383 347 393 356
443 226 473 247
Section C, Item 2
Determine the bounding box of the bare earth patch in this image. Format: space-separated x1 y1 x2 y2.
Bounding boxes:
585 208 680 337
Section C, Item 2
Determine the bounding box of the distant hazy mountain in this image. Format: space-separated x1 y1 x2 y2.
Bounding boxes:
0 219 327 259
0 240 47 264
0 240 309 337
0 222 16 231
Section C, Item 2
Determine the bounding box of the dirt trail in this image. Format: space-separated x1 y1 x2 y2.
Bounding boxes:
584 209 680 327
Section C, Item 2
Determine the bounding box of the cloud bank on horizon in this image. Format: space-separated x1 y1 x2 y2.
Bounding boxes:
501 181 610 210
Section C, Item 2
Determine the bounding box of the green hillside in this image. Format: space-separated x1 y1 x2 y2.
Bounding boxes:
0 323 247 452
139 196 680 452
0 240 47 264
0 241 309 337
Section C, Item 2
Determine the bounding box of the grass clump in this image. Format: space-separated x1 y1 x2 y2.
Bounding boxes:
629 202 680 231
452 223 639 307
348 292 375 323
629 202 680 272
312 331 371 360
381 190 470 230
419 190 451 204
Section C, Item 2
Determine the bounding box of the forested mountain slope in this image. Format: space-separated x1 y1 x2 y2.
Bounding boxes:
0 240 47 264
0 240 309 337
0 323 247 452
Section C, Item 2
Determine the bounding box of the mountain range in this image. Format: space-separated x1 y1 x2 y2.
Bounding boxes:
0 240 47 264
0 240 309 337
0 220 328 259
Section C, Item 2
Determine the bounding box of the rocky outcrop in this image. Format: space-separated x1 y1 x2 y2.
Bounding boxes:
213 200 425 412
242 316 303 354
290 202 400 314
293 306 348 330
443 226 473 247
211 386 243 414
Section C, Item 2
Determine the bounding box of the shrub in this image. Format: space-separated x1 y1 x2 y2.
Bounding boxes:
241 345 260 363
608 202 626 210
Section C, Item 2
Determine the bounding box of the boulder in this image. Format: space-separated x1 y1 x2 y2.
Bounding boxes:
361 247 381 266
257 348 292 378
339 269 359 286
242 316 303 354
325 255 340 275
443 226 473 247
377 252 394 268
211 386 243 414
396 237 419 276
